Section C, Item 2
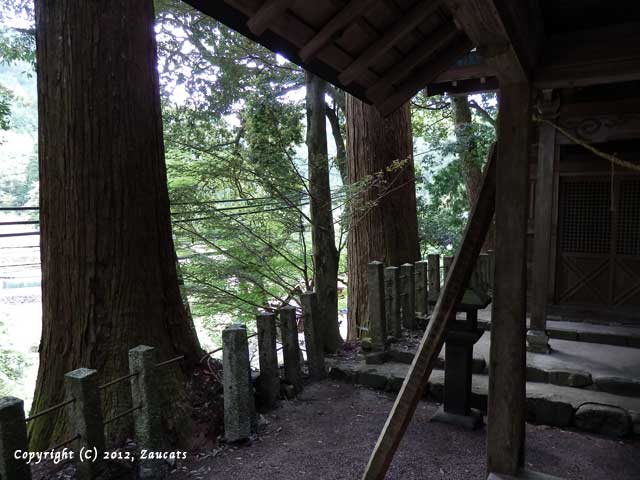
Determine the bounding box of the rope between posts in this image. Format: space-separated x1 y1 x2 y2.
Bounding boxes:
199 346 223 364
48 434 81 451
99 371 139 391
25 398 75 423
199 330 260 363
155 355 185 368
103 403 143 426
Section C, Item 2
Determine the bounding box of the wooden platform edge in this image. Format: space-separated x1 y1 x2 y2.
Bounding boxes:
361 143 498 480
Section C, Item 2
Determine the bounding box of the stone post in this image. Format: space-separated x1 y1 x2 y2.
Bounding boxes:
400 263 415 330
473 254 492 292
256 312 280 409
128 346 165 479
301 292 326 380
478 252 494 293
64 368 104 480
279 305 303 393
443 256 454 282
427 254 441 306
414 260 429 318
0 397 31 480
367 261 387 348
384 266 401 338
222 324 254 442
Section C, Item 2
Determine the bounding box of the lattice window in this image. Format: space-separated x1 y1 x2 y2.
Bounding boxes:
559 180 611 254
617 179 640 256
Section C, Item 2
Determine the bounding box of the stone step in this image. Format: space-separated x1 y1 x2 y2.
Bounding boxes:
325 357 640 439
388 346 640 398
478 320 640 349
388 348 487 374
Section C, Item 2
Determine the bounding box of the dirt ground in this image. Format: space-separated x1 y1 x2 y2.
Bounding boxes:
169 381 640 480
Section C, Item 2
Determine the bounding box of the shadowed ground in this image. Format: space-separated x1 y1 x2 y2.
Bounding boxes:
172 381 640 480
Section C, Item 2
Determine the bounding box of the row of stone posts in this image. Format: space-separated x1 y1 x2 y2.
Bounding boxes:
1 292 326 479
367 252 494 347
1 346 167 480
222 292 324 443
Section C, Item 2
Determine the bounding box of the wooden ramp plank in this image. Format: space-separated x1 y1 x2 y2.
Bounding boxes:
362 144 497 480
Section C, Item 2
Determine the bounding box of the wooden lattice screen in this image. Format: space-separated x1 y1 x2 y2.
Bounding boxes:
617 179 640 256
559 179 611 255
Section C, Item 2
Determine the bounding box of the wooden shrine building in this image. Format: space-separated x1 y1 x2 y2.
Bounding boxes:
182 0 640 478
426 53 640 352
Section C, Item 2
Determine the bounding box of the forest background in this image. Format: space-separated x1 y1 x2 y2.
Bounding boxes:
0 0 496 404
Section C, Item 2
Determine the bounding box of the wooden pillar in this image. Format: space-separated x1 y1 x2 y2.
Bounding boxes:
487 82 532 476
528 89 558 354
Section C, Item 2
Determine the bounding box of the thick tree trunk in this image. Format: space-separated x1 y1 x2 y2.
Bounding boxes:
452 95 495 251
305 72 342 352
30 0 202 450
346 97 420 340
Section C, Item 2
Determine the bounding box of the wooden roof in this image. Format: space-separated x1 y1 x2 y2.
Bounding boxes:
183 0 640 114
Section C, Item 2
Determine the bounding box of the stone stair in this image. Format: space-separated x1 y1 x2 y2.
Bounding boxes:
386 343 640 399
325 355 640 439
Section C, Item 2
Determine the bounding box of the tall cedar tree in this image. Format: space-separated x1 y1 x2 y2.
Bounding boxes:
452 95 495 251
346 96 420 339
305 72 342 351
30 0 202 449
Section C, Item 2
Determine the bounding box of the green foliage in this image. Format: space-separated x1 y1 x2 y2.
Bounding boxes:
156 1 317 337
0 319 29 396
0 1 36 66
0 62 37 205
0 84 11 130
412 92 497 254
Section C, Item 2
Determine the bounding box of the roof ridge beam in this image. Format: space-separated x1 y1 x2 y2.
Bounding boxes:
299 0 380 61
339 0 443 86
247 0 295 36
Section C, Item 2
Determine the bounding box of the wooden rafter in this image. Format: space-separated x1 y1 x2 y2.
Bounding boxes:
377 33 472 115
444 0 543 82
247 0 295 36
366 22 460 103
299 0 379 61
338 0 443 85
362 145 497 479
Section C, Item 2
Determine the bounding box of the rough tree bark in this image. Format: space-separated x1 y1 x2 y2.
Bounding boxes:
306 72 342 352
346 96 420 340
452 95 495 251
30 0 202 449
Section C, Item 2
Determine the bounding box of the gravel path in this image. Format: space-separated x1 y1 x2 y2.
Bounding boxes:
171 381 640 480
